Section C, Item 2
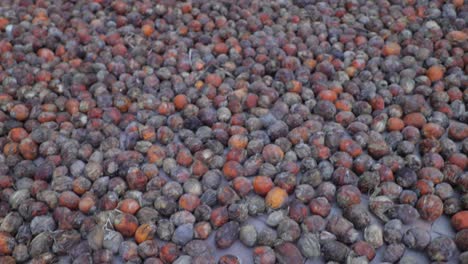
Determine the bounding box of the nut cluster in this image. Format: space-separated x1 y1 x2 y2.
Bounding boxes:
0 0 467 263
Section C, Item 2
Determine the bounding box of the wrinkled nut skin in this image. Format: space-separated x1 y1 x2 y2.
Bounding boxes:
126 168 148 191
222 160 244 180
343 205 371 230
178 193 200 212
403 227 431 250
58 191 80 210
427 236 457 262
232 177 253 197
0 232 15 254
253 246 276 264
417 195 444 221
309 197 331 217
262 144 284 165
219 254 240 264
160 243 180 264
455 229 468 251
322 240 350 262
210 206 229 228
114 213 139 237
297 232 320 258
336 185 361 208
383 243 405 263
215 221 239 249
135 223 156 244
352 241 376 261
274 242 304 264
8 127 28 143
194 222 212 240
9 104 29 121
288 201 308 223
364 224 384 249
277 218 301 242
